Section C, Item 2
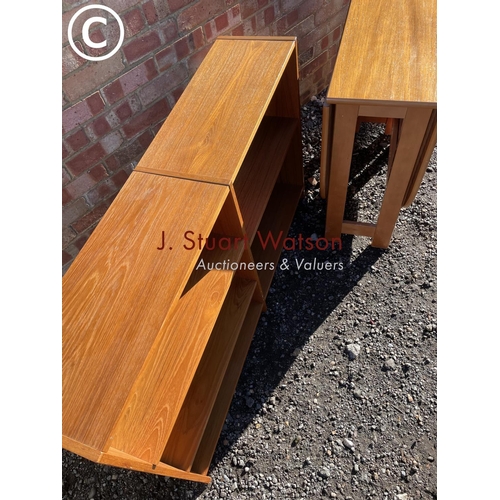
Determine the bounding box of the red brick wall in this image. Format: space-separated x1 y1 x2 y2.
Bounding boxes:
62 0 350 273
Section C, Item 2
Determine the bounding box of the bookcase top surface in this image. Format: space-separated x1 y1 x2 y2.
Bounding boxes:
134 37 297 185
63 171 229 450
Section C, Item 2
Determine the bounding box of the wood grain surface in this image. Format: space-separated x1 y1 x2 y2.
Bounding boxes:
63 172 229 451
63 36 303 481
327 0 436 106
134 38 296 184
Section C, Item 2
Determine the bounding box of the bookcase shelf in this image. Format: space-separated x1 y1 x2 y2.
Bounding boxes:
63 36 303 483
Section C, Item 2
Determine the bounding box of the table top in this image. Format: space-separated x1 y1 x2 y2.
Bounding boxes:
327 0 436 107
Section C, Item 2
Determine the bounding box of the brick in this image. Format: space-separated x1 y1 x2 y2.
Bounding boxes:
139 64 188 106
62 5 90 45
192 28 205 49
332 25 342 43
74 233 91 251
169 83 187 105
205 6 242 41
102 80 123 104
62 43 86 77
152 120 165 135
72 201 110 233
254 8 277 34
256 24 275 37
89 164 108 182
313 65 325 84
280 0 303 14
63 143 70 161
321 34 329 51
63 167 72 186
105 154 121 172
111 138 147 166
143 0 158 24
314 0 347 27
85 28 108 59
139 65 188 107
138 130 155 150
296 0 323 23
63 250 73 266
123 99 170 138
178 0 227 32
62 197 90 226
64 170 101 203
187 45 212 75
328 43 339 60
102 0 139 13
168 0 191 13
277 8 299 32
100 131 123 154
124 8 145 37
63 55 125 102
115 101 133 122
299 46 313 66
264 6 275 25
62 100 92 134
241 0 254 20
161 18 178 44
123 31 162 63
300 50 328 78
66 128 89 151
175 37 190 60
122 58 158 90
285 14 315 38
62 188 72 206
91 115 112 137
205 23 213 41
103 59 158 104
156 45 177 72
300 26 326 56
315 26 342 55
111 169 130 189
85 179 117 206
66 143 107 176
86 92 106 115
215 12 229 31
232 24 244 36
63 226 77 247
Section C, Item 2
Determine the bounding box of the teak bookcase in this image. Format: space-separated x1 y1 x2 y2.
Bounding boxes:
63 36 303 483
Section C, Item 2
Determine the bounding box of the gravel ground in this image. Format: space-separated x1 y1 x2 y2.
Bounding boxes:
62 91 437 500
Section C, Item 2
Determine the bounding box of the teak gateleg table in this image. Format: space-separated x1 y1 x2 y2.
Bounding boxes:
320 0 437 248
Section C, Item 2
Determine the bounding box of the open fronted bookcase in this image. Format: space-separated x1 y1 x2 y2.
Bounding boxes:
63 36 303 483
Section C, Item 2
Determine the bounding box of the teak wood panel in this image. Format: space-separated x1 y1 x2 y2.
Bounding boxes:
134 38 297 185
108 245 244 463
251 183 303 296
327 0 436 106
162 278 257 470
63 172 229 451
233 116 298 243
191 300 264 475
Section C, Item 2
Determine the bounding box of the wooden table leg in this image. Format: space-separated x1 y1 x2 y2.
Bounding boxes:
371 107 433 248
402 109 437 207
319 104 334 199
324 104 359 239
